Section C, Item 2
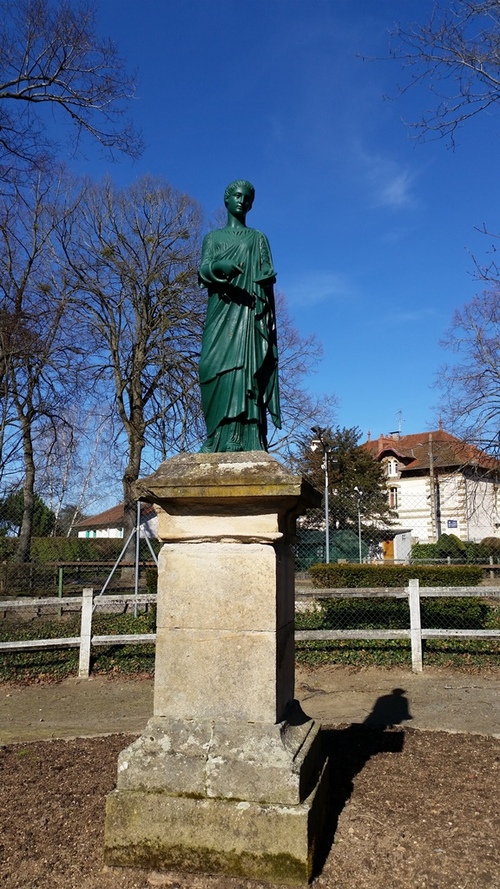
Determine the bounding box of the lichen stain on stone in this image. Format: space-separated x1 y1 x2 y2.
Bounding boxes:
104 840 310 885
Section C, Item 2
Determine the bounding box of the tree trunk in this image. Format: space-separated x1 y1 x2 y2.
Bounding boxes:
16 417 36 562
121 417 145 577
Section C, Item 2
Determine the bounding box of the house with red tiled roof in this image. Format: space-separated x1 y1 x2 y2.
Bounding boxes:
363 429 500 547
74 502 158 539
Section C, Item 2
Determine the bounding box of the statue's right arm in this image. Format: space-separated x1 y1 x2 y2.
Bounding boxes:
198 233 216 286
199 234 242 284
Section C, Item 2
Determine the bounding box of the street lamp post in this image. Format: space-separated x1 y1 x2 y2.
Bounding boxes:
354 486 363 563
311 426 332 564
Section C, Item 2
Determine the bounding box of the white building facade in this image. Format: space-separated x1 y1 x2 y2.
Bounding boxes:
363 429 500 547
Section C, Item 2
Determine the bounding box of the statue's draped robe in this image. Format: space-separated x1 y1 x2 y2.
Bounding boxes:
198 226 281 452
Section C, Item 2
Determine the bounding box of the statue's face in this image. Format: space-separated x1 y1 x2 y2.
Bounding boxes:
225 184 253 220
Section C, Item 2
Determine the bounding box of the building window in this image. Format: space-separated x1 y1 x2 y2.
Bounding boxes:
389 486 398 509
387 459 398 478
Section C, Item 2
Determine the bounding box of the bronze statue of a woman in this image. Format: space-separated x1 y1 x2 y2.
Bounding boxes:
198 180 281 452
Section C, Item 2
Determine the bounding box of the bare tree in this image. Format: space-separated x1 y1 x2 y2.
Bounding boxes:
388 1 500 145
0 0 142 182
439 286 500 451
269 291 337 461
0 171 80 559
386 3 500 451
61 175 205 550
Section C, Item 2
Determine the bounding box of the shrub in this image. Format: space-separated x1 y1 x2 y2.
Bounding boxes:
434 533 466 559
308 562 483 588
421 597 490 629
411 542 438 561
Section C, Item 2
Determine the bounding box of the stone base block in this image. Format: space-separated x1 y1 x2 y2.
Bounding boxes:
114 701 321 805
104 703 329 884
104 758 329 885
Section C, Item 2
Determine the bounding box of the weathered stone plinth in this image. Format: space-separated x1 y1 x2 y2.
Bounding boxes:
104 452 328 884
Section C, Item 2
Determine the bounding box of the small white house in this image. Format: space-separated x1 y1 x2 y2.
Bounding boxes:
75 503 158 539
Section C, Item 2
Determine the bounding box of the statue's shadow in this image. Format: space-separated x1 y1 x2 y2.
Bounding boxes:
314 688 412 877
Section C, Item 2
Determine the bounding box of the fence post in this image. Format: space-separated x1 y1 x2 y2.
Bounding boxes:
58 566 64 617
78 587 94 678
408 578 423 673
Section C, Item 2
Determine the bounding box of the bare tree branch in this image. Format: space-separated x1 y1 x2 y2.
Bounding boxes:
61 175 205 548
386 1 500 145
0 169 82 559
439 287 500 452
0 0 142 181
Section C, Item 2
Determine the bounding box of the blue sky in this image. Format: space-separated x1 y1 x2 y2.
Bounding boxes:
65 0 500 443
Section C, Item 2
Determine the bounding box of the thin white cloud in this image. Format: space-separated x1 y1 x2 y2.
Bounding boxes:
386 307 438 325
282 271 355 307
353 141 418 210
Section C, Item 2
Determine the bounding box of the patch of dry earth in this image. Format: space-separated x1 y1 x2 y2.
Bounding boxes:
1 728 498 888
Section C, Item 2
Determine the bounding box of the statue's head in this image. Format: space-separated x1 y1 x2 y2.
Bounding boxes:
224 179 255 208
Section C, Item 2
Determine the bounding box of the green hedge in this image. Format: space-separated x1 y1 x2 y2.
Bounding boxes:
411 533 500 563
308 562 483 588
0 536 160 563
299 596 492 630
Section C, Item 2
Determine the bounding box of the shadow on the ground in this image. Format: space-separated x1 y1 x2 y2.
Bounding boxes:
313 688 412 879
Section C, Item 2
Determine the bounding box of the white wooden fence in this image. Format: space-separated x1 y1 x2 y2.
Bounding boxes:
0 589 156 678
1 582 499 676
296 581 500 671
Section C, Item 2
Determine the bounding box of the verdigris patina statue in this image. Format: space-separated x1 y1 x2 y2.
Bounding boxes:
198 180 281 452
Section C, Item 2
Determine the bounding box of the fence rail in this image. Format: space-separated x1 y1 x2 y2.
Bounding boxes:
296 580 500 671
1 582 499 676
0 590 156 677
0 560 157 598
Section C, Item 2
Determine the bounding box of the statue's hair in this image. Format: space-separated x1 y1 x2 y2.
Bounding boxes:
224 179 255 205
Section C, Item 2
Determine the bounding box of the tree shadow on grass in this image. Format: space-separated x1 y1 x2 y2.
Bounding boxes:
313 688 412 878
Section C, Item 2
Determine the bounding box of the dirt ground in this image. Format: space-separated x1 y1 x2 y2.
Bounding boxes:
1 693 499 888
0 730 498 889
2 664 500 743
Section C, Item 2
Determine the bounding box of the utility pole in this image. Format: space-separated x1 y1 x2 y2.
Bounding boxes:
354 486 363 563
311 427 332 564
428 433 440 541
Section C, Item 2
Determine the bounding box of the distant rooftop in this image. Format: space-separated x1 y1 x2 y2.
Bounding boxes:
74 502 156 529
362 429 499 473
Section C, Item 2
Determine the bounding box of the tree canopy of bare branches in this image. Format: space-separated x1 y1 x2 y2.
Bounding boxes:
61 175 205 544
439 287 500 450
269 291 337 461
388 0 500 144
0 171 80 559
0 0 142 182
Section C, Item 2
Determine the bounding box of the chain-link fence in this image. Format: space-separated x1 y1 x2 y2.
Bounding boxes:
0 536 158 599
295 585 500 669
296 589 500 632
0 559 158 599
1 482 500 595
295 480 500 571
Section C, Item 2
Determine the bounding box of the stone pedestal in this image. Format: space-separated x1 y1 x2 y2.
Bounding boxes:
104 452 329 885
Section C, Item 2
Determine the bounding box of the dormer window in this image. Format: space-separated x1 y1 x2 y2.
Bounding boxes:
387 458 398 478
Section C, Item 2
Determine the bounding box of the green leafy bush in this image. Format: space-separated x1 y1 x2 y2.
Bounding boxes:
412 535 500 564
421 597 490 629
0 609 156 682
296 596 491 631
435 534 467 559
319 597 409 629
411 542 439 560
308 562 483 588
